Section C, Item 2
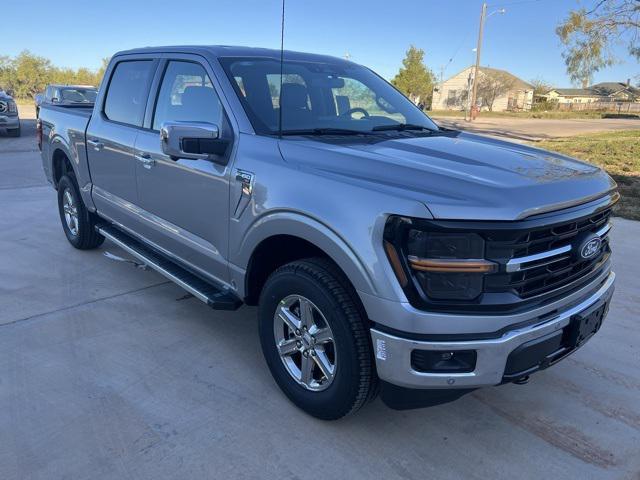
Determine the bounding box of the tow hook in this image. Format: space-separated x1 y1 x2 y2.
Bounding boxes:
513 375 530 385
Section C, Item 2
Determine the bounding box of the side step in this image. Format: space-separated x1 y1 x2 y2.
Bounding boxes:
97 224 242 310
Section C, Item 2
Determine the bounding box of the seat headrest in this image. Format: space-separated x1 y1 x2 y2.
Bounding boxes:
182 86 216 109
281 83 309 110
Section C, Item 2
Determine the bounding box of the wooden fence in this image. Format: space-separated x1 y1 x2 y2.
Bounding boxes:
554 101 640 113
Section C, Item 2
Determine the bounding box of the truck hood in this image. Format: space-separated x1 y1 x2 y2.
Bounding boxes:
278 131 617 220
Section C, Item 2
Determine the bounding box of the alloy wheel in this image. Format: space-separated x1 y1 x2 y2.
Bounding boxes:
273 294 337 391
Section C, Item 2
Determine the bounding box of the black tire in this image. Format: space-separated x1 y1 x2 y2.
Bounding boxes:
7 125 20 137
258 258 378 420
57 175 105 249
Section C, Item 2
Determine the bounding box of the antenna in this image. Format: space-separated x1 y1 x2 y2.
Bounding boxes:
278 0 285 139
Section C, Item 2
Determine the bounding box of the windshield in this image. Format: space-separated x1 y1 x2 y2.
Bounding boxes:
60 88 97 103
220 57 438 135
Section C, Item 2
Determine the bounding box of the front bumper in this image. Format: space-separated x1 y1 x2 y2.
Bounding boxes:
0 114 20 129
370 271 615 389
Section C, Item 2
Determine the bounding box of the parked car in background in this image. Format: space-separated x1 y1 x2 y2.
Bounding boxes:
38 46 617 419
36 85 97 118
0 89 20 137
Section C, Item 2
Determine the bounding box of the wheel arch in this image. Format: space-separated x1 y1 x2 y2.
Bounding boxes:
52 147 75 189
236 212 378 307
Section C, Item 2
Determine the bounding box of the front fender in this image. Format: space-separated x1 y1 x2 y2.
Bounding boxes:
230 210 378 298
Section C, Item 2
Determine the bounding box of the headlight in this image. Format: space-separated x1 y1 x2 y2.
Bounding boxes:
384 217 496 301
8 101 17 113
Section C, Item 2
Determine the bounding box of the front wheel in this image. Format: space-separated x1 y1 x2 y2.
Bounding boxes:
258 258 378 419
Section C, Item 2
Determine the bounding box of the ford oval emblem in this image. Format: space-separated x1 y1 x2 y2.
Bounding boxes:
580 237 602 260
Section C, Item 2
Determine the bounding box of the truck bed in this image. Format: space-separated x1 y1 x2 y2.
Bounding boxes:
40 103 93 118
38 103 94 189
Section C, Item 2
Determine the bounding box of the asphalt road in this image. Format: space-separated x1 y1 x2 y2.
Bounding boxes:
1 113 639 479
433 116 640 142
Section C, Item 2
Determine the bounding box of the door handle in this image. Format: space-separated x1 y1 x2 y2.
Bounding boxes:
135 152 155 169
87 138 104 151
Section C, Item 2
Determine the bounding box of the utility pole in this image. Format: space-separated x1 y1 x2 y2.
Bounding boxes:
468 3 506 120
469 2 487 121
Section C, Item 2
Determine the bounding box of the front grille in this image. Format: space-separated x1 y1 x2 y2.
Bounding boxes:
485 206 612 299
385 197 616 313
0 101 7 113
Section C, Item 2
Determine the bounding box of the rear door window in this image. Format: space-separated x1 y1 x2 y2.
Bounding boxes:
104 60 154 127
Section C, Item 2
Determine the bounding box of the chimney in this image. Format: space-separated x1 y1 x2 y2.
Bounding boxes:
627 78 631 87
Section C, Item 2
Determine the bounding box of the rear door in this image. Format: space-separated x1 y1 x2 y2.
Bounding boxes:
86 58 157 226
133 56 235 285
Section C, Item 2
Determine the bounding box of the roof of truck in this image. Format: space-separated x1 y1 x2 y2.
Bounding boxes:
115 45 353 64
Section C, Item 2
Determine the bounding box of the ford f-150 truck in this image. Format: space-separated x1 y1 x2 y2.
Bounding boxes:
38 46 617 419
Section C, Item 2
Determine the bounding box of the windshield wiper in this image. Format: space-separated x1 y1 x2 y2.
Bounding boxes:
371 123 437 132
280 128 373 136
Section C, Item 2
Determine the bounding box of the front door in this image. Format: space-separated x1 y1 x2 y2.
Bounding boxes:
133 59 234 285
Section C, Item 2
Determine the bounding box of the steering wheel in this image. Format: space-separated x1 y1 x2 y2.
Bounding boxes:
340 107 370 118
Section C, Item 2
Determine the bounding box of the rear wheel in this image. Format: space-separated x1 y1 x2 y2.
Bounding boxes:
57 175 104 249
258 258 377 419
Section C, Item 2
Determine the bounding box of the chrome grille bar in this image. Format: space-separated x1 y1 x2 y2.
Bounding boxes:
506 222 611 273
595 222 611 238
506 245 571 272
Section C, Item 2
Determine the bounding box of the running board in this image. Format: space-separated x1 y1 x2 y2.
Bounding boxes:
97 224 242 310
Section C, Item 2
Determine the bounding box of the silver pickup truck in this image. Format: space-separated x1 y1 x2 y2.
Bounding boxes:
38 46 617 419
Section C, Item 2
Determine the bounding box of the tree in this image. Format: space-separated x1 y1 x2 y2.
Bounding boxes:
11 51 53 99
0 51 105 99
96 57 111 87
476 71 516 111
557 0 640 87
391 46 435 106
529 77 553 97
0 55 13 92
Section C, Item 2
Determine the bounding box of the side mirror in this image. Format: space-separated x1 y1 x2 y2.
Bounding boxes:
160 121 227 160
51 97 60 103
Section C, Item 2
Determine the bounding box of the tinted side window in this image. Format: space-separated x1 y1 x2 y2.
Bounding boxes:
153 61 223 131
104 60 154 127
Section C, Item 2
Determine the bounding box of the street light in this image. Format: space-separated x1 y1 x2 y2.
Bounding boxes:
469 3 506 121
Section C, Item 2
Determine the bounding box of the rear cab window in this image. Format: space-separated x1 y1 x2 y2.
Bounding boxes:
104 60 155 127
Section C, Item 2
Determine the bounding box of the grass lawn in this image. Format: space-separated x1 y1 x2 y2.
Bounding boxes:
535 130 640 221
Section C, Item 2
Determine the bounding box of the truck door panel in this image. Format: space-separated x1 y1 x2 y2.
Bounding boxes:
133 59 233 285
86 59 156 226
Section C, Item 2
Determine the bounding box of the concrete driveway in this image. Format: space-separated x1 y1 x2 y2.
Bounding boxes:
433 116 640 142
1 113 639 479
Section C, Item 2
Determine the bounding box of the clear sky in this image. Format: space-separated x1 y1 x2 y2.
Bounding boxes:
3 0 637 87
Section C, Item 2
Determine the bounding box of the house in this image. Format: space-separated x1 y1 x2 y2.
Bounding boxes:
545 81 639 104
431 66 534 112
545 88 600 104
